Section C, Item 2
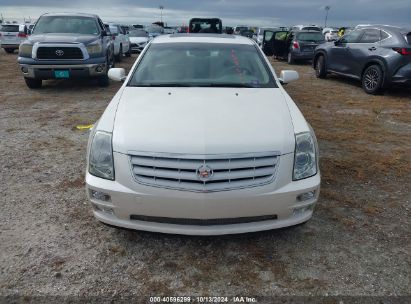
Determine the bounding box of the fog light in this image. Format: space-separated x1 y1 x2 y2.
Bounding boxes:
293 204 314 217
21 66 28 73
90 190 111 202
95 65 104 73
92 203 114 214
297 190 315 202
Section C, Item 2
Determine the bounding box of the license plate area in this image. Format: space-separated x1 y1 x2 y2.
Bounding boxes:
54 70 70 78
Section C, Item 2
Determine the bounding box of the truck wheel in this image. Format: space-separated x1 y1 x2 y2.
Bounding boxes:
5 48 15 54
315 55 327 79
362 65 383 95
115 45 122 62
24 78 42 89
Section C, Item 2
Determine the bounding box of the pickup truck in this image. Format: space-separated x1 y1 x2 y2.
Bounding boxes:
17 13 115 88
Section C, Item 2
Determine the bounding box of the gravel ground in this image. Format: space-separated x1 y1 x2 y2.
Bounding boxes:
0 49 410 303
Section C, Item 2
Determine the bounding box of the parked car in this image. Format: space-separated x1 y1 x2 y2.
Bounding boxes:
163 26 175 34
313 25 411 94
145 24 164 38
239 29 254 38
253 27 278 46
224 26 234 34
86 34 320 235
324 29 339 41
106 23 131 62
177 26 188 33
18 13 115 88
129 29 150 53
234 26 250 35
291 25 322 32
188 18 222 34
263 29 325 64
0 24 28 53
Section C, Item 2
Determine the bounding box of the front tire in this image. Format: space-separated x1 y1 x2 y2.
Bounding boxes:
24 77 42 89
4 48 15 54
362 65 383 95
315 55 327 79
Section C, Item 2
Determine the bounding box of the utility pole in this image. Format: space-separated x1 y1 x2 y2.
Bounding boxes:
159 5 164 23
324 6 330 28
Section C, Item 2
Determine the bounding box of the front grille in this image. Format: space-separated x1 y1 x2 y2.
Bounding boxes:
37 47 83 60
130 214 278 226
130 152 279 192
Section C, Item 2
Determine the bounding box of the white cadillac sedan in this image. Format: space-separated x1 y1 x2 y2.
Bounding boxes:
86 34 320 235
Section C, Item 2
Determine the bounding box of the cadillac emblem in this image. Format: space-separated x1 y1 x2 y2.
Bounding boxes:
197 164 213 181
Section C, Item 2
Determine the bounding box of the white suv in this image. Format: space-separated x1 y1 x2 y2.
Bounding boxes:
106 23 131 61
86 34 320 235
0 24 27 53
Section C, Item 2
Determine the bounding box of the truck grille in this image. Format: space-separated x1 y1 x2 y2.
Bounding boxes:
130 152 279 192
37 47 83 60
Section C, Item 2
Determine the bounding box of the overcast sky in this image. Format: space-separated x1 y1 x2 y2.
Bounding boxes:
0 0 410 27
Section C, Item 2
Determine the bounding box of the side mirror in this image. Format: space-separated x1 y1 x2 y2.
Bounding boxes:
108 68 126 82
278 70 299 84
101 30 109 37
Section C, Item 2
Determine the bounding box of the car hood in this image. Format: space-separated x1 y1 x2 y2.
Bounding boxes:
112 87 296 155
27 33 99 45
129 37 149 43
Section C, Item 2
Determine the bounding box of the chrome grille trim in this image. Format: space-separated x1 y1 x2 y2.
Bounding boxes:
129 152 280 192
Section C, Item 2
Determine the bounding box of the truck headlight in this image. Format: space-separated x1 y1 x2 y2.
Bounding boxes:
293 132 317 180
86 41 103 55
19 43 33 57
89 131 114 180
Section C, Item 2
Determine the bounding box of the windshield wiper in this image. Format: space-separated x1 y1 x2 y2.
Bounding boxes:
130 83 194 87
200 83 256 88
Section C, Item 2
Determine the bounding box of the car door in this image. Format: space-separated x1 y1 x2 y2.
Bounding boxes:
262 30 275 56
98 19 113 60
349 28 384 76
327 29 362 74
273 31 290 58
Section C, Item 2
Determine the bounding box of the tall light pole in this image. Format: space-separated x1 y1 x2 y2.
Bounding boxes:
159 5 164 23
324 6 330 28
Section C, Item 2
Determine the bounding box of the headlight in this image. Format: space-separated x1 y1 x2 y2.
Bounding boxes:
293 132 317 180
86 41 103 55
89 131 114 180
19 43 33 57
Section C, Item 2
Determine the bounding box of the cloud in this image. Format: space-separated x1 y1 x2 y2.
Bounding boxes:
0 0 409 27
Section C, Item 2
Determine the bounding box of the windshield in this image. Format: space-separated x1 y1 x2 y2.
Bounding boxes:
129 30 148 37
1 25 20 32
297 32 325 42
128 43 276 88
33 16 100 35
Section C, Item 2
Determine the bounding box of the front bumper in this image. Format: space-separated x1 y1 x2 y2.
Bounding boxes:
18 57 107 79
1 44 20 49
86 152 321 235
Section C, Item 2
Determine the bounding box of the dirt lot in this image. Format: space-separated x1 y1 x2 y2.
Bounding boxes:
0 49 410 302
